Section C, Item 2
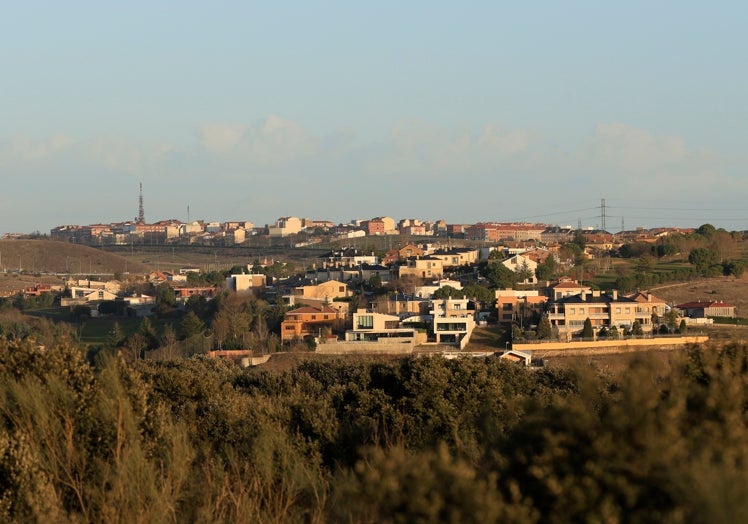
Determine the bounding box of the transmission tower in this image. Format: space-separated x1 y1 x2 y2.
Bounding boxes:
137 182 145 224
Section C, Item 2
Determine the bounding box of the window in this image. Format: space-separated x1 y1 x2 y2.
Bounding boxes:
357 315 374 329
570 308 575 314
579 308 585 314
625 307 630 314
615 308 621 314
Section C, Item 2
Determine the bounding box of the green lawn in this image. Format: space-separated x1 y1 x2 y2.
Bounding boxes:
26 306 173 346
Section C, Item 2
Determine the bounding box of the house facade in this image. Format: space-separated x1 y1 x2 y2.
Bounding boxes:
676 301 736 318
280 305 347 342
398 256 444 279
431 297 476 348
345 309 416 343
547 290 667 338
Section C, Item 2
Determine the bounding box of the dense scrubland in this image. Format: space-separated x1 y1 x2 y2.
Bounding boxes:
1 333 748 522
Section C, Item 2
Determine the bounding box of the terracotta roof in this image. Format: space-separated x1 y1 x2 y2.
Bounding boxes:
627 292 667 303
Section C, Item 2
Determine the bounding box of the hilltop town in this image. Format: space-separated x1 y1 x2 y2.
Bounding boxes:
0 213 743 362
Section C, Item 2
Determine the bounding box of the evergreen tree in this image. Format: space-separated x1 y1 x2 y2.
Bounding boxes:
180 311 206 339
582 318 594 339
537 315 553 340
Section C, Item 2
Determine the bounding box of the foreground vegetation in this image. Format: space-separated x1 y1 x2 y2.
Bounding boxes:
1 333 748 522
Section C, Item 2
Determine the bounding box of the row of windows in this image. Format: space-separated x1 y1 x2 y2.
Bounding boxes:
568 307 635 315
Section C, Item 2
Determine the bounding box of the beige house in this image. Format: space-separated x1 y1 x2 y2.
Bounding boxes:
345 309 417 344
430 248 479 268
268 216 303 237
398 256 444 279
676 300 736 318
501 254 538 284
62 286 118 306
287 280 349 306
548 279 591 300
226 274 266 293
547 290 666 338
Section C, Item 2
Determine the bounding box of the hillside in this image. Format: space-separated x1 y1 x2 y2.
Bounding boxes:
648 273 748 313
0 240 150 294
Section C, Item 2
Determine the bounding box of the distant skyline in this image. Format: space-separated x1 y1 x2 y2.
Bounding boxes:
2 2 747 234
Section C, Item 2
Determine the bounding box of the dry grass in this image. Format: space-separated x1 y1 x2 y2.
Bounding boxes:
647 273 748 313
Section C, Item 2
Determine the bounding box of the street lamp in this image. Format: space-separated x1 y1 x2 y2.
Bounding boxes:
505 341 509 351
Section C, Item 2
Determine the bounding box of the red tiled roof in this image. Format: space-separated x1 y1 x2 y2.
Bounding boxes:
676 301 735 308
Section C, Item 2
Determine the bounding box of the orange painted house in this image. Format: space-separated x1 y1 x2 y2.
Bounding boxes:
281 305 347 342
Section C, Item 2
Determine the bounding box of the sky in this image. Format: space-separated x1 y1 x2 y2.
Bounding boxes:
1 1 747 234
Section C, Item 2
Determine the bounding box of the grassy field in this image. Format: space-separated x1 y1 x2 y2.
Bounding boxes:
25 306 169 347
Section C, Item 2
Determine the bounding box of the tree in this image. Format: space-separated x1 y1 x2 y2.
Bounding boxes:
688 247 720 276
664 309 679 332
516 261 534 283
632 320 643 336
138 317 159 349
485 262 517 290
678 319 687 334
108 322 123 348
432 286 464 299
535 255 557 281
572 229 586 251
582 318 594 339
636 254 656 274
722 260 745 278
537 315 553 340
696 223 717 238
180 311 205 339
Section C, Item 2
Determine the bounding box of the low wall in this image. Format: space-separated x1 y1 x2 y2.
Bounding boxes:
515 336 709 356
316 340 414 355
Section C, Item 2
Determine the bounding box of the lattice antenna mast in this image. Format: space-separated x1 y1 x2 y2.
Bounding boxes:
138 182 145 224
600 198 606 231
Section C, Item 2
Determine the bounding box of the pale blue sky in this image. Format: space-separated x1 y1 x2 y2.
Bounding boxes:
1 1 746 234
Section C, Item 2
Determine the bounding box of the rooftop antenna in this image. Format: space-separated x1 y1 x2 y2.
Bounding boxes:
137 182 145 224
600 198 606 231
187 204 190 223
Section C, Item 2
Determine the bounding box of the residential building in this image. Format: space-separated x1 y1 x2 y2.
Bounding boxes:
430 247 480 268
318 248 378 268
268 216 303 237
280 305 347 342
548 279 591 300
501 254 538 284
676 300 736 318
495 290 548 325
345 309 416 343
431 297 476 348
226 274 266 293
288 279 349 305
546 290 666 338
414 279 463 299
398 256 444 279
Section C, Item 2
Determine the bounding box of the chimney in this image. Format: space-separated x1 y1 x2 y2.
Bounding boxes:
612 290 618 300
647 293 652 302
580 292 586 301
